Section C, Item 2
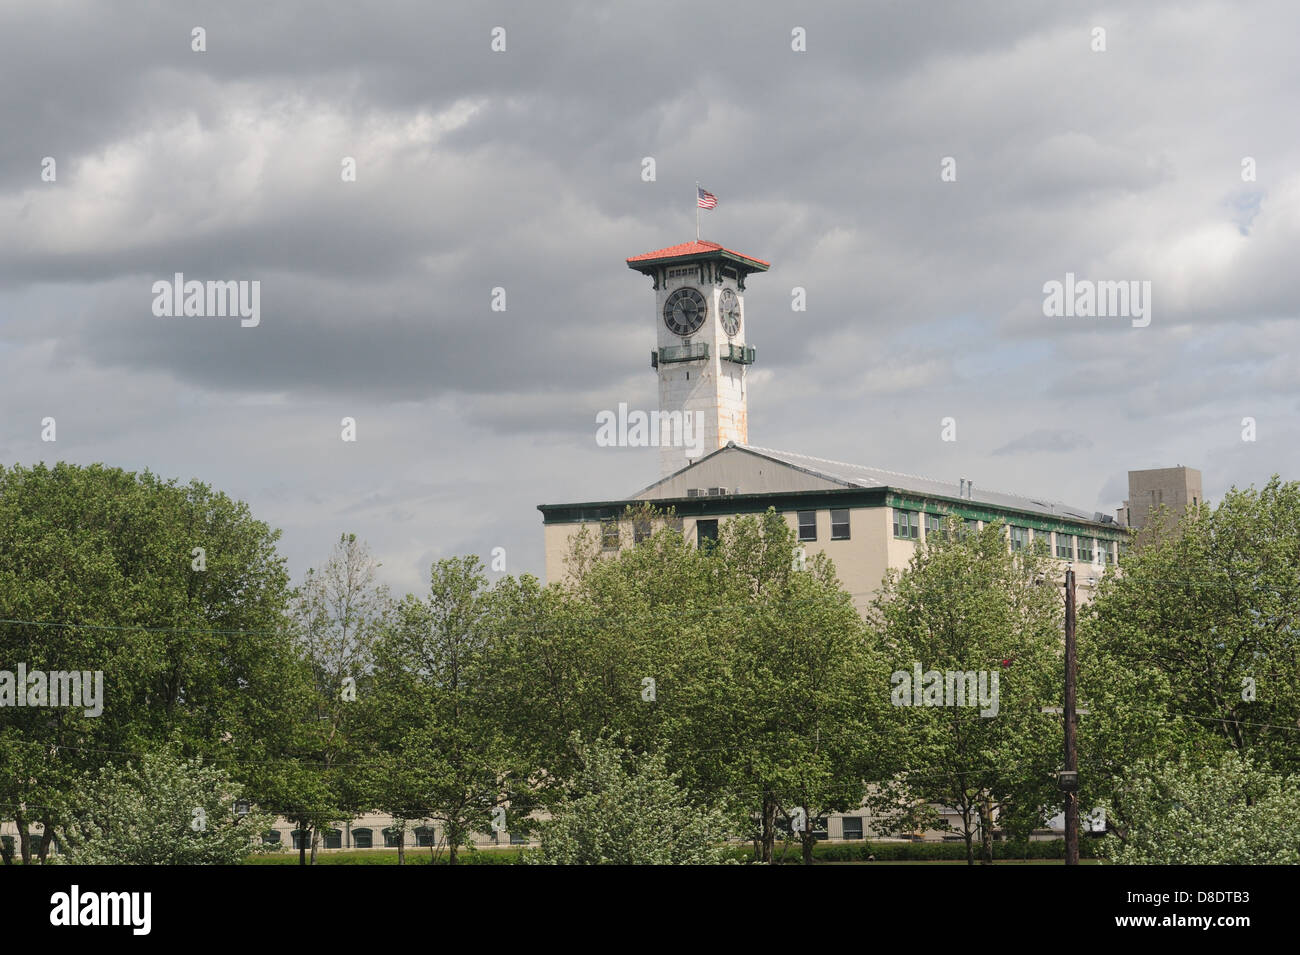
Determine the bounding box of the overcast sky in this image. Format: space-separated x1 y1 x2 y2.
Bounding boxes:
3 0 1297 595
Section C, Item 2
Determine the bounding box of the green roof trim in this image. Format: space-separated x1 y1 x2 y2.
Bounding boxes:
885 493 1128 541
539 488 888 525
540 486 1129 540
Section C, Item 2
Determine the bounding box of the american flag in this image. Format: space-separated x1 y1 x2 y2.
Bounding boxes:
697 186 718 209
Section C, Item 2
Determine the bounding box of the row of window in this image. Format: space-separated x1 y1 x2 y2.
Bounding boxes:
600 508 1122 561
268 826 529 849
603 516 678 549
798 509 851 542
893 510 982 540
600 510 855 552
0 834 63 855
892 508 1123 563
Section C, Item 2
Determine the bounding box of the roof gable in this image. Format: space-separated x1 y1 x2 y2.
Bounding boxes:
632 443 1108 525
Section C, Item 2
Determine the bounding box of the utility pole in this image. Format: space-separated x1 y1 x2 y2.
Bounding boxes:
1063 566 1079 866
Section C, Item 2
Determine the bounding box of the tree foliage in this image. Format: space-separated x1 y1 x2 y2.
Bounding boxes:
0 463 297 864
1080 475 1300 824
1105 753 1300 864
868 518 1062 863
532 733 731 865
58 750 272 865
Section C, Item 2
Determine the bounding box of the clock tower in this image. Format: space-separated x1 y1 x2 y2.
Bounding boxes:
627 240 770 477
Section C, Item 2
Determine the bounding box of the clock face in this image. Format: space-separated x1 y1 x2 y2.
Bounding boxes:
719 288 741 337
663 287 707 336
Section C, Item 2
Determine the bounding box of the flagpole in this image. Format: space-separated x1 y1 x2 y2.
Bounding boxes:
695 180 700 241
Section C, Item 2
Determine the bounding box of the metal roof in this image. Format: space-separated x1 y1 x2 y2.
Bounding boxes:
738 445 1103 523
629 443 1109 525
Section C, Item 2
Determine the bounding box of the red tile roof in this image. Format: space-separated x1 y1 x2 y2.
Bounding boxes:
626 240 770 269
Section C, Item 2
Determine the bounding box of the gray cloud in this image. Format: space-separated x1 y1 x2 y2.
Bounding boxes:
994 429 1095 456
2 0 1298 589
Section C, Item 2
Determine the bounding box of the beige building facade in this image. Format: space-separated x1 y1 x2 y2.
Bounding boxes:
541 443 1129 615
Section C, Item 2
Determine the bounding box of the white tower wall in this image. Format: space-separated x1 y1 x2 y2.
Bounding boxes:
652 265 749 477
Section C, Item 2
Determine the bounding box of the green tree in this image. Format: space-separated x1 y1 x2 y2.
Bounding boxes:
712 511 891 864
1105 753 1300 864
284 533 390 864
483 511 723 818
0 463 297 864
532 733 731 865
58 750 272 865
868 518 1062 864
511 506 889 865
1080 476 1300 823
364 557 533 864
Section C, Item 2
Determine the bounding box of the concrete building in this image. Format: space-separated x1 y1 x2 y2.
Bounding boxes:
541 442 1128 615
1117 466 1203 538
543 238 1130 615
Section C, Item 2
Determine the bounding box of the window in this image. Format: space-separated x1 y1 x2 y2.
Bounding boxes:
383 827 404 848
633 517 651 544
924 513 944 538
1037 529 1052 552
696 519 719 549
261 830 282 846
1009 526 1029 552
414 826 437 847
776 815 829 839
797 510 817 542
1118 540 1128 564
830 509 850 540
960 518 979 538
323 828 343 849
1056 534 1073 560
291 829 310 850
1077 537 1093 562
841 816 864 841
893 508 919 540
600 519 619 550
352 828 373 849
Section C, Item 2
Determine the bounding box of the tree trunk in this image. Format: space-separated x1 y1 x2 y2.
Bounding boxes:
980 795 994 865
37 817 54 863
962 807 975 866
398 828 405 865
15 810 30 865
298 824 307 866
800 805 815 865
760 793 777 864
309 826 319 865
